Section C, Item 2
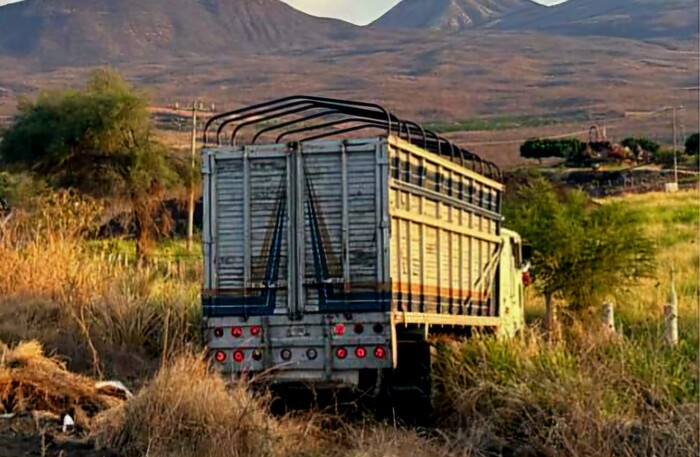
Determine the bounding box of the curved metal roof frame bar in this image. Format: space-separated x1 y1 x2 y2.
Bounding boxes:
216 100 314 144
241 101 403 145
254 110 340 144
401 120 427 149
298 123 398 143
275 117 413 144
253 107 402 145
229 104 320 146
204 95 395 145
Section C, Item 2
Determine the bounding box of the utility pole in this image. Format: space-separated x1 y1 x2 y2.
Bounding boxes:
672 106 678 184
187 100 198 252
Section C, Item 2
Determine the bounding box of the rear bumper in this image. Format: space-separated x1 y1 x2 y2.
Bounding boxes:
204 312 393 386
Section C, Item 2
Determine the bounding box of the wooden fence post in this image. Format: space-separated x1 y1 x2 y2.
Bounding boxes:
664 269 679 347
602 301 615 334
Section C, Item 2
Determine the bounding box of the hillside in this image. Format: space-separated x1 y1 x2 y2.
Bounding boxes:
495 0 699 40
0 0 360 64
372 0 543 31
373 0 698 41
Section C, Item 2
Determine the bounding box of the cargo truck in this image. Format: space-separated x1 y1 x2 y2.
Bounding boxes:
201 96 529 407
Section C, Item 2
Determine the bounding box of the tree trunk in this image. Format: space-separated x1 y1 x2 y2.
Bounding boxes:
133 197 153 265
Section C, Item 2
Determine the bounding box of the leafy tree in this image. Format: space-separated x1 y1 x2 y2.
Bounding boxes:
621 137 660 154
504 178 655 335
520 138 586 162
0 68 179 258
685 133 699 155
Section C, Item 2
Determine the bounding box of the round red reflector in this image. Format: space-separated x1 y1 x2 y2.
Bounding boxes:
334 323 346 336
252 350 262 361
522 271 532 287
250 325 262 337
336 348 348 360
232 327 243 338
355 346 367 359
374 347 386 359
213 327 224 338
233 350 245 363
354 323 364 334
214 351 226 363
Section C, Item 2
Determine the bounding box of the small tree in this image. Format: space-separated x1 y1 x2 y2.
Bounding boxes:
520 138 585 162
621 137 660 154
685 133 699 155
504 178 655 334
0 68 179 259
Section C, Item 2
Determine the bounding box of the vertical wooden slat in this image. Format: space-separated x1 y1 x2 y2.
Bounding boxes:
243 148 251 292
341 143 350 290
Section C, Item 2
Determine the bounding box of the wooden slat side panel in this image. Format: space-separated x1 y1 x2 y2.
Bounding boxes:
388 141 502 318
216 160 245 288
346 152 380 284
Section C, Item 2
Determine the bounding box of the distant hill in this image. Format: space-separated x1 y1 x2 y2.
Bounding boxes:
0 0 360 65
372 0 543 31
373 0 698 41
494 0 699 41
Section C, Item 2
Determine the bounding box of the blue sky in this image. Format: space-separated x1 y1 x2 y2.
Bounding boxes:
0 0 566 26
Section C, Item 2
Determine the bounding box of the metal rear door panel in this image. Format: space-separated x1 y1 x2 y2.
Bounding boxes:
202 138 390 318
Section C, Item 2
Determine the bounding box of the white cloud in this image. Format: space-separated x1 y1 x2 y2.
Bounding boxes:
282 0 567 25
0 0 569 25
281 0 401 25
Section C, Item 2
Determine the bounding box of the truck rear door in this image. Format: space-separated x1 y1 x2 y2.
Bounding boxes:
202 138 390 318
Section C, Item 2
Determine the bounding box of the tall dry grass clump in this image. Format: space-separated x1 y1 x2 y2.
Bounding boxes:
95 353 332 457
432 323 699 457
0 190 200 379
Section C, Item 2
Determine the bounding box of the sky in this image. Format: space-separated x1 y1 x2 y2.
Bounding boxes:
282 0 566 25
0 0 567 26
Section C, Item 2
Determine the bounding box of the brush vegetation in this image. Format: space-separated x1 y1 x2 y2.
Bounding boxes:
0 185 696 456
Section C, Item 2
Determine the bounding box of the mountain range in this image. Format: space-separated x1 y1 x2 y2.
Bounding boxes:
0 0 696 166
373 0 543 32
0 0 361 65
0 0 697 65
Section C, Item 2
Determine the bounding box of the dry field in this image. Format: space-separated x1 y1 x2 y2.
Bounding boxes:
1 31 697 166
0 185 696 456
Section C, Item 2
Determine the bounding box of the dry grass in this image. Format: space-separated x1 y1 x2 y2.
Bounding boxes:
0 187 696 456
0 191 200 381
432 323 698 457
0 340 124 430
95 354 282 457
92 352 456 457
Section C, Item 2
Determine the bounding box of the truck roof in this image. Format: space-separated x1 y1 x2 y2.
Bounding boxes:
202 95 501 183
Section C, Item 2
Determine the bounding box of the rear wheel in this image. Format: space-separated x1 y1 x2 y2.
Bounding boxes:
376 339 434 427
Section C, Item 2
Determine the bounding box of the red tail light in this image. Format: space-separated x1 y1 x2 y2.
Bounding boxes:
374 346 386 359
233 350 245 363
336 348 348 360
355 346 367 359
373 323 384 334
334 323 346 336
251 350 262 361
250 325 262 337
354 323 364 334
522 271 532 287
213 327 224 338
214 351 226 363
232 327 243 338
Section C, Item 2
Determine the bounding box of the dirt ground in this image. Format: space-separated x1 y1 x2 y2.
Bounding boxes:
0 433 120 457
